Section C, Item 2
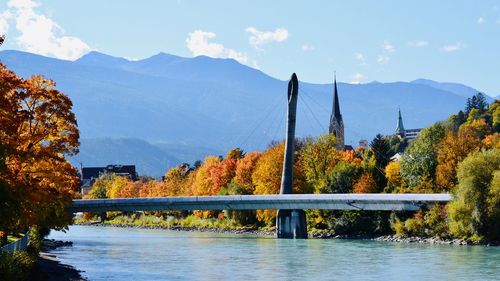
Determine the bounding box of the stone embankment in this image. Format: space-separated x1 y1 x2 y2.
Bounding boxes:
373 235 499 246
35 239 87 281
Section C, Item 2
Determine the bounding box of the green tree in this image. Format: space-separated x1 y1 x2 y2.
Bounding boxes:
328 161 362 193
400 123 446 188
447 148 500 240
370 134 392 189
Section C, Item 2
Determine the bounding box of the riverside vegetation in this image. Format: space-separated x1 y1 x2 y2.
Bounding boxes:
83 94 500 243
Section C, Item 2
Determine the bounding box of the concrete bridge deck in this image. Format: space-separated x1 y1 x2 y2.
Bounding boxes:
69 194 452 213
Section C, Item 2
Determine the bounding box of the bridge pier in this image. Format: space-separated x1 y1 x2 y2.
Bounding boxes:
276 73 308 239
276 209 307 239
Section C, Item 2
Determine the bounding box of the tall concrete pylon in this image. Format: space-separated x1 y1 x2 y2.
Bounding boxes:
276 73 308 239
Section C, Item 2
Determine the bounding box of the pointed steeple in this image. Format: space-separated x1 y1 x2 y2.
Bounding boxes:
331 73 342 121
396 107 405 132
329 72 345 149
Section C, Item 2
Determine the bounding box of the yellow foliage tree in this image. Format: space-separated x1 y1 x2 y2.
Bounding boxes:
299 134 341 193
385 161 403 192
252 142 309 224
107 176 131 198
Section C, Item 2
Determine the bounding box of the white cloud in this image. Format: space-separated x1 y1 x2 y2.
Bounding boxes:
407 40 429 47
382 40 395 52
354 52 367 66
301 44 314 51
0 11 11 34
497 19 500 24
245 27 288 50
186 29 257 68
477 17 485 24
350 73 365 84
376 40 394 65
441 41 466 52
4 0 91 60
377 55 390 65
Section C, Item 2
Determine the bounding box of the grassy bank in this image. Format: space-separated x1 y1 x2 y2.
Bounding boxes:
76 213 275 233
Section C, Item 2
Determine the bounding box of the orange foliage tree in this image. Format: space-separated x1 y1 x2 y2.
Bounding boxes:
435 121 487 191
0 63 79 231
233 151 261 194
353 172 378 193
116 181 142 198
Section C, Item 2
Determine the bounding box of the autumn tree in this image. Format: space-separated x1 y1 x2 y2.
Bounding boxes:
384 161 403 193
115 181 142 198
233 151 261 194
300 134 341 193
435 123 485 191
353 172 378 193
252 142 309 225
191 156 221 196
0 64 80 232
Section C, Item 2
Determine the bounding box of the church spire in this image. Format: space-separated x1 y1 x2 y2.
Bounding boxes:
332 72 342 121
329 72 344 149
395 107 406 139
396 107 405 132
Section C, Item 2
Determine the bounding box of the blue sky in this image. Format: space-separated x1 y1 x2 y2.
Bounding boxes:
0 0 499 96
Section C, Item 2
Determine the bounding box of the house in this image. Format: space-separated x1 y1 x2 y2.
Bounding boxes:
80 164 137 195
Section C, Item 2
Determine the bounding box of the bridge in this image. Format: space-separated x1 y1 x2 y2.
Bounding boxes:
69 194 452 213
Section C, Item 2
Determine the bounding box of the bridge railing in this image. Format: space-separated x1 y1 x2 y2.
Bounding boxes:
0 230 30 253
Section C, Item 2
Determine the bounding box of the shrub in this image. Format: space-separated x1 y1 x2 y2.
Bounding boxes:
447 148 500 240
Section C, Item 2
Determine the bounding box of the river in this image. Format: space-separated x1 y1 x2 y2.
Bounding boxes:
48 225 500 281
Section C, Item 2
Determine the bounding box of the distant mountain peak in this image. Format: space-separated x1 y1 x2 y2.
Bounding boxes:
410 78 491 100
75 51 131 67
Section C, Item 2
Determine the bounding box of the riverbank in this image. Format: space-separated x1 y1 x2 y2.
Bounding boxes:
33 239 87 281
76 221 275 237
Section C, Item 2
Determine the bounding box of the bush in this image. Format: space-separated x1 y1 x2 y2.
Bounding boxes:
0 251 36 281
447 148 500 240
391 205 449 238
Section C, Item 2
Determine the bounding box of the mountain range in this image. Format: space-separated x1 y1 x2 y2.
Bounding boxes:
0 50 494 177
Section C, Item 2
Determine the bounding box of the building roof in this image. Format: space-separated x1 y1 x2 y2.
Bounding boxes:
82 165 137 180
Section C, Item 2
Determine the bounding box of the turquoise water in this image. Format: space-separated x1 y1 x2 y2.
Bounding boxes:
48 226 500 281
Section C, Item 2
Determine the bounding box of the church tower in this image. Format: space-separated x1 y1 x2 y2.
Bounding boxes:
395 108 406 139
329 74 344 149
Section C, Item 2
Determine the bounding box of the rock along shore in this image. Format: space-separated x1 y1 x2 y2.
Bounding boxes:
33 239 88 281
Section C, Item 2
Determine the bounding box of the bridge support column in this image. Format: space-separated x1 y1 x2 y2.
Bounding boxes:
276 73 307 239
276 209 307 239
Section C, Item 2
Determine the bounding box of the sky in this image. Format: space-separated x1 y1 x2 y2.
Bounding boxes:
0 0 499 96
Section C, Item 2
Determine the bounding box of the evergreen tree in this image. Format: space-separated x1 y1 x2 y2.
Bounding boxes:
369 134 392 189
